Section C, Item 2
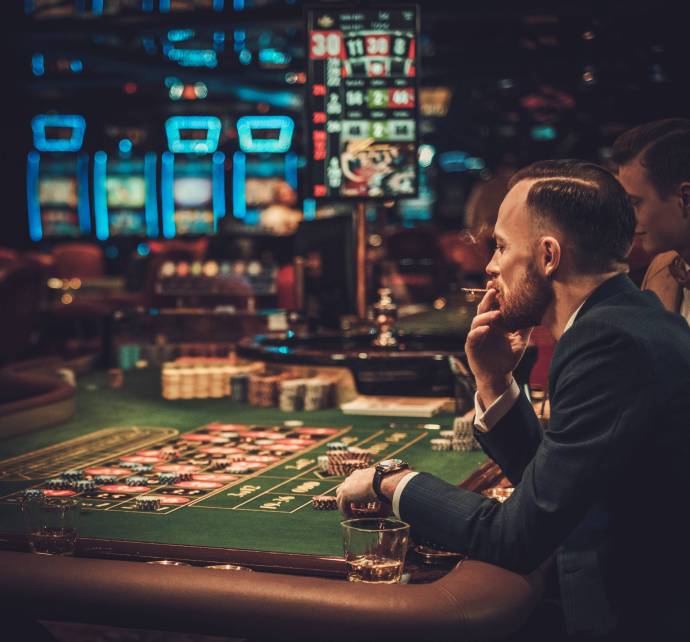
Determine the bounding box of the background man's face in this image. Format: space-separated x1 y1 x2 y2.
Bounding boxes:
617 158 683 255
486 181 553 331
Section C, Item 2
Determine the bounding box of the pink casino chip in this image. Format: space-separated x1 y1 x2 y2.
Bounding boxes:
43 489 77 497
294 427 340 436
85 467 130 476
173 480 223 490
99 484 150 494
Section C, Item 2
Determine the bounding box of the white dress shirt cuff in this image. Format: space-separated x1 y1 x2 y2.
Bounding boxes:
473 378 521 433
392 471 419 518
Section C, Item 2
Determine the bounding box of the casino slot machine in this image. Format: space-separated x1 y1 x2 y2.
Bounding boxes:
161 116 226 238
26 114 91 242
231 115 298 229
92 138 158 242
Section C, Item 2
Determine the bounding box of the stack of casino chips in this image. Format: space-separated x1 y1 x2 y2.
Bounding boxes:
230 374 250 402
350 501 382 516
430 431 453 452
327 444 373 477
452 418 480 452
125 476 148 487
248 373 290 407
311 495 337 510
161 360 264 401
304 379 328 411
74 479 96 493
157 472 181 485
135 496 161 511
279 379 305 412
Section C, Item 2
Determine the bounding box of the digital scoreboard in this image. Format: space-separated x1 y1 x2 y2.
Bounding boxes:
307 6 419 200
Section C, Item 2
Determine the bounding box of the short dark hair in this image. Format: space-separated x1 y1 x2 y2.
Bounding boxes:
508 159 635 274
611 119 690 198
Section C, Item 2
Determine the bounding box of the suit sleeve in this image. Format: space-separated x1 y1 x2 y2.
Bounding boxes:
474 389 543 485
399 321 654 574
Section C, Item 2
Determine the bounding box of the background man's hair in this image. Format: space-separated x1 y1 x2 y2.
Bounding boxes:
611 118 690 198
508 159 635 274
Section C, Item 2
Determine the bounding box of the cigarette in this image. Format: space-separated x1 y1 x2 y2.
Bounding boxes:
461 288 490 294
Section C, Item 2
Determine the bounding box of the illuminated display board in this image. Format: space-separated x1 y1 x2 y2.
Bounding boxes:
306 6 419 199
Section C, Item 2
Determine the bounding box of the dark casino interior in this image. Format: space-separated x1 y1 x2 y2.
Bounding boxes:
1 2 689 641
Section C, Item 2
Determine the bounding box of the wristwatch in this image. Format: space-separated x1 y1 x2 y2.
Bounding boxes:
372 458 409 504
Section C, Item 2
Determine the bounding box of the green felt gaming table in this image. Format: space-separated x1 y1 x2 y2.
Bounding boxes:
0 369 487 558
0 370 541 642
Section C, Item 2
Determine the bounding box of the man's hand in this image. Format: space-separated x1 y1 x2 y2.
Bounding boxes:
336 468 377 517
465 289 532 406
336 467 412 517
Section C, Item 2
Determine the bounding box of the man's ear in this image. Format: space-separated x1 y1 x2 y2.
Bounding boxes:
679 182 690 217
540 236 561 277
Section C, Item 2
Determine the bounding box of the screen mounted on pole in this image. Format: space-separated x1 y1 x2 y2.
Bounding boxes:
306 6 419 200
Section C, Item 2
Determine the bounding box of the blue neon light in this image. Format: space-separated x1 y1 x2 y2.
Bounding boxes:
214 31 225 43
239 49 252 65
233 30 246 53
144 153 159 237
93 152 109 240
77 154 91 234
142 36 156 53
232 151 246 220
531 125 557 141
70 59 83 73
161 152 175 238
118 138 132 154
167 48 217 68
142 0 153 12
212 152 226 225
258 49 291 66
237 116 294 153
235 86 300 110
32 54 44 76
26 152 42 241
167 29 195 42
165 116 221 154
159 0 170 11
233 0 245 10
213 0 224 9
303 198 316 222
32 115 86 152
285 152 298 189
92 0 103 15
439 151 468 173
137 242 150 257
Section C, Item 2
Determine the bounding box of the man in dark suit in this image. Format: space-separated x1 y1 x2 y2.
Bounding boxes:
337 160 690 640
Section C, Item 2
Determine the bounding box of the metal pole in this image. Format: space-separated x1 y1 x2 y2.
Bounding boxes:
355 202 367 320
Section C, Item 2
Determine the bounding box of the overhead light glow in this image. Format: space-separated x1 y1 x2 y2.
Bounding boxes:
165 116 222 154
32 114 86 152
236 116 294 153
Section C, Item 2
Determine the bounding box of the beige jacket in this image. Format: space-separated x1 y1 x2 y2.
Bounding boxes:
641 251 683 313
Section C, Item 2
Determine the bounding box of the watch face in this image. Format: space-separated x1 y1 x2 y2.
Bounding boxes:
378 458 405 472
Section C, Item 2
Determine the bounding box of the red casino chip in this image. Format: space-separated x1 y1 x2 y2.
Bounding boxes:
120 454 161 464
295 428 340 436
99 484 150 494
136 449 175 458
150 495 190 505
243 455 280 464
244 431 281 440
181 433 216 442
275 438 315 447
231 461 265 470
200 446 244 456
85 467 130 476
192 473 237 483
205 423 251 432
173 480 223 490
266 443 303 452
155 464 201 473
44 489 77 497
